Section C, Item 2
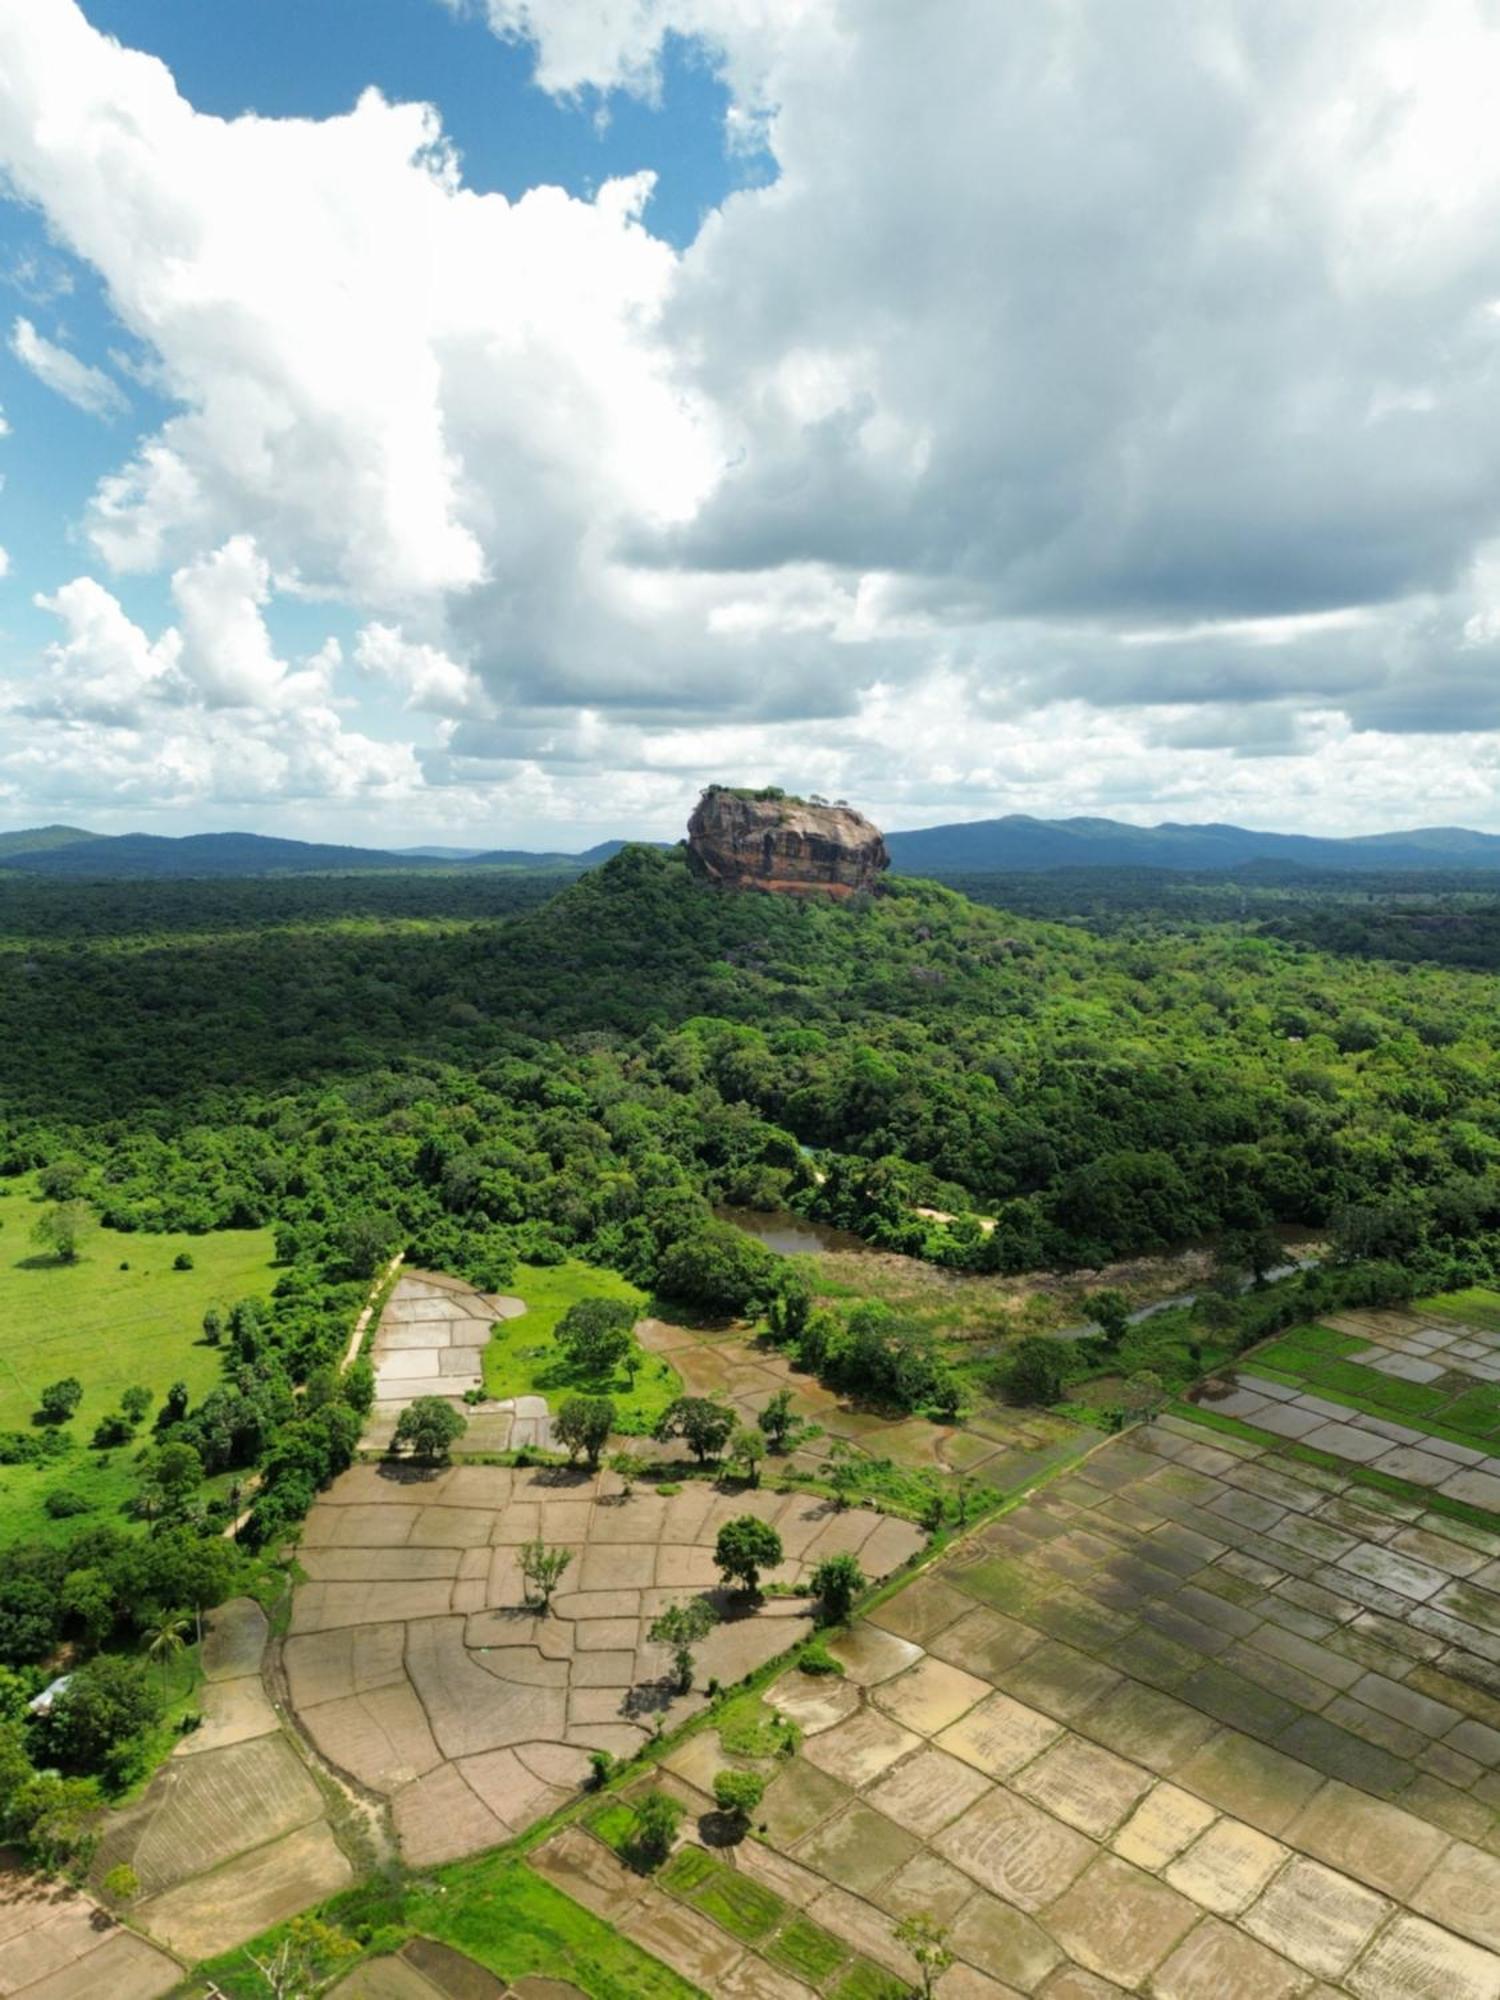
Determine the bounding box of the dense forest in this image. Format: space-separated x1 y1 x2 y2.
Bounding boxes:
4 847 1500 1282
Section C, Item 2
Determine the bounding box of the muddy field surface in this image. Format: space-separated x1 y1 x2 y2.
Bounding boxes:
285 1458 924 1866
533 1309 1500 1998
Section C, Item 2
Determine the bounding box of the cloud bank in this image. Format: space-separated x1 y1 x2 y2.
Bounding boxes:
2 0 1500 837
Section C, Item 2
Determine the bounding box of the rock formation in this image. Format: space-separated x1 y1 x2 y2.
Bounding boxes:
686 785 890 899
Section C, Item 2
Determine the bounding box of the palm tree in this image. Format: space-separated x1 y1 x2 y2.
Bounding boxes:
145 1609 191 1698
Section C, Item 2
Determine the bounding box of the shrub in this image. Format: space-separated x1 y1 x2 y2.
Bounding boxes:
43 1489 91 1520
35 1378 82 1425
172 1251 194 1271
799 1637 843 1676
996 1336 1067 1406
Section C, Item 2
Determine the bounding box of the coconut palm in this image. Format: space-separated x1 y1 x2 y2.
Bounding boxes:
144 1609 191 1697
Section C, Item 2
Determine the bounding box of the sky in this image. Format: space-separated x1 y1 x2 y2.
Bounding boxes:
2 2 1500 849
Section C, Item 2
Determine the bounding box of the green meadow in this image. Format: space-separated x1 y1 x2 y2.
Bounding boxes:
482 1256 682 1433
0 1180 277 1541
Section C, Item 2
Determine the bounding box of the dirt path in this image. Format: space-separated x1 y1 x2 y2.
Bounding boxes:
344 1251 406 1372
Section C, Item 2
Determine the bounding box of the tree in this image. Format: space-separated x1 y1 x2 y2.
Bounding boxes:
35 1378 82 1425
556 1297 635 1380
1087 1289 1132 1348
555 1394 614 1470
119 1385 153 1426
100 1862 139 1903
895 1914 953 1998
172 1250 194 1271
39 1654 161 1775
648 1597 719 1691
654 1223 779 1315
654 1395 735 1465
60 1567 116 1649
715 1515 783 1597
144 1609 191 1699
712 1767 764 1826
247 1916 360 2000
728 1425 765 1486
609 1448 646 1498
519 1539 573 1611
996 1336 1066 1407
630 1788 682 1867
392 1396 466 1464
156 1380 191 1429
822 1439 862 1510
756 1387 801 1452
810 1552 864 1623
30 1201 90 1265
201 1304 224 1346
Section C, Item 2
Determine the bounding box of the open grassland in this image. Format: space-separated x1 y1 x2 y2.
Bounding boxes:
198 1856 702 2000
483 1256 682 1432
0 1180 276 1541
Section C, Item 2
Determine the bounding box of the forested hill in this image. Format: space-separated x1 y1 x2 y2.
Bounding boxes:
884 815 1500 873
5 841 1497 1282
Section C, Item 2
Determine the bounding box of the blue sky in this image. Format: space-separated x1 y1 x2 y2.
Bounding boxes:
2 2 1500 847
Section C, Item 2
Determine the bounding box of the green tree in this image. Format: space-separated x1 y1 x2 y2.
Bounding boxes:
201 1304 224 1346
728 1424 765 1486
100 1862 139 1903
555 1393 614 1470
895 1913 954 1998
35 1377 82 1425
60 1568 116 1649
996 1336 1066 1406
119 1385 152 1426
555 1297 636 1379
822 1439 862 1510
247 1915 360 2000
756 1386 800 1451
714 1515 783 1597
630 1788 682 1867
810 1552 865 1623
143 1609 191 1700
654 1395 735 1464
1087 1289 1133 1348
39 1654 161 1776
712 1766 764 1827
30 1201 90 1265
609 1448 646 1498
648 1597 719 1691
392 1396 467 1463
519 1539 573 1611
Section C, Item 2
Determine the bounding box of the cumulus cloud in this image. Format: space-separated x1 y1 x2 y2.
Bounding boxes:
4 0 1500 834
10 314 125 417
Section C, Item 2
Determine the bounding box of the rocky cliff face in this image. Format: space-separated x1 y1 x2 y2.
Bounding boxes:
686 787 890 899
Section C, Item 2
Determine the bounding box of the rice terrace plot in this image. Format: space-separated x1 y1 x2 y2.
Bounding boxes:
527 1294 1500 1998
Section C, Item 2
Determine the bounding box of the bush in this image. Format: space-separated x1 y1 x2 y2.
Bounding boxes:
172 1250 194 1271
43 1489 91 1520
35 1378 83 1425
799 1637 843 1676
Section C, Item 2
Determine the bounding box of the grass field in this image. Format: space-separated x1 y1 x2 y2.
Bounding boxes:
0 1179 277 1542
484 1257 682 1434
198 1856 702 2000
1416 1285 1500 1335
1243 1319 1500 1445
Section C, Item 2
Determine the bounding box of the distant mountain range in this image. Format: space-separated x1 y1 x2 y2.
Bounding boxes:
4 815 1500 879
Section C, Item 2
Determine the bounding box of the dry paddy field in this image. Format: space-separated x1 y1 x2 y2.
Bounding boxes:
283 1458 924 1867
530 1303 1500 2000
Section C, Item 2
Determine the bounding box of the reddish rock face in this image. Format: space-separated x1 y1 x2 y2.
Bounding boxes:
686 787 889 899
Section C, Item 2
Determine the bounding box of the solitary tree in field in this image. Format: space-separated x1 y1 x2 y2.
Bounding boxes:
895 1914 953 1998
555 1393 614 1470
712 1766 764 1830
555 1297 636 1380
654 1395 735 1464
714 1515 783 1598
648 1596 719 1691
31 1201 90 1265
392 1396 467 1464
519 1538 573 1611
810 1552 865 1624
36 1377 82 1425
1087 1289 1132 1348
629 1788 682 1867
728 1425 765 1487
757 1387 800 1452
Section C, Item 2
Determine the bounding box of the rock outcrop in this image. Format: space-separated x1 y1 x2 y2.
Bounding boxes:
686 786 889 899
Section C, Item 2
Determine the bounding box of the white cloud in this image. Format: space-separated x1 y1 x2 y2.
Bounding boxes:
10 314 126 417
4 1 1500 833
0 546 9 578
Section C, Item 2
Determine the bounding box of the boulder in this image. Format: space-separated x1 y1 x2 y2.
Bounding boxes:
686 787 889 900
